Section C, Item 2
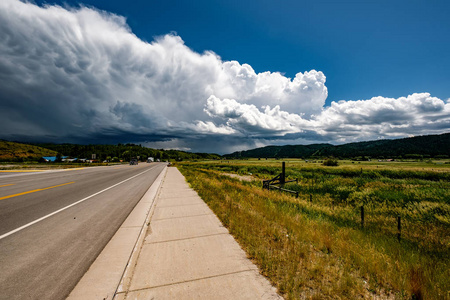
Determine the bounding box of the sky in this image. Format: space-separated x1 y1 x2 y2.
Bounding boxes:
0 0 449 154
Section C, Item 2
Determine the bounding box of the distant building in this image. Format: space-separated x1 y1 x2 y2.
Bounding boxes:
62 158 77 162
40 156 68 162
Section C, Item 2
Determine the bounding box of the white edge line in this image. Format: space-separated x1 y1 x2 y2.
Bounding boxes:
0 167 155 241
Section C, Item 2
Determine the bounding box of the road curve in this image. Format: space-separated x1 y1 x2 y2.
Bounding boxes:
0 163 166 300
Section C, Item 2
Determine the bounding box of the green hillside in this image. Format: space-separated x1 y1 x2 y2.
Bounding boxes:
225 133 450 159
315 133 450 158
0 140 58 161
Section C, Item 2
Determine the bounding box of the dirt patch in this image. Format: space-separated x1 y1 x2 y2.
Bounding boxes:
222 172 254 182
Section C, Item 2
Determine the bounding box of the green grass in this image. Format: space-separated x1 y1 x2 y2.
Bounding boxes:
0 140 58 161
177 160 450 299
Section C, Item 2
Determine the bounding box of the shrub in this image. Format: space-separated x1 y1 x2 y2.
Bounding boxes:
323 157 339 166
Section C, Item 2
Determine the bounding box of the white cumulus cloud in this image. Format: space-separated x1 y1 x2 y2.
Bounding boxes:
205 95 310 135
313 93 450 141
0 0 448 153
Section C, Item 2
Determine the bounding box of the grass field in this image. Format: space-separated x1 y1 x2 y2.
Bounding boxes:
177 159 450 299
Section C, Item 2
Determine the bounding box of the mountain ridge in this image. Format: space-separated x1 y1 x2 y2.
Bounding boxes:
224 133 450 159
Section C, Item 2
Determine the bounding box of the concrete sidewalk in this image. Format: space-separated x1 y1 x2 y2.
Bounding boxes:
114 167 281 299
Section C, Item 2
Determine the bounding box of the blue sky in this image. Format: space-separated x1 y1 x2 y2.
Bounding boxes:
34 0 450 103
0 0 449 153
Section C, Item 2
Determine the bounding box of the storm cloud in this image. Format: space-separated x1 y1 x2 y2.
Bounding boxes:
0 0 449 153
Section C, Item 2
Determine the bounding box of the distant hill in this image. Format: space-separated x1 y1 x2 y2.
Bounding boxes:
0 140 58 161
224 133 450 159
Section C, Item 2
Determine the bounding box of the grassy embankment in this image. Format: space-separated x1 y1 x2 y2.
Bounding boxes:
0 140 58 162
177 160 449 299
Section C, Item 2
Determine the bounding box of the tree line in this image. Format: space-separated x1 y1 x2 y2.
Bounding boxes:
224 133 450 159
32 143 220 162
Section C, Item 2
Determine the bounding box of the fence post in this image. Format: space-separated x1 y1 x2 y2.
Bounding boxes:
397 216 401 241
281 162 286 185
361 206 364 228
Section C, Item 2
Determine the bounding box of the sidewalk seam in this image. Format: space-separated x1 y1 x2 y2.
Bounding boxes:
156 194 199 200
145 232 229 245
156 202 204 208
116 269 256 295
152 212 214 221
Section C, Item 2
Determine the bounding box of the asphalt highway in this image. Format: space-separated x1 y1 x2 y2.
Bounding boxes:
0 163 166 300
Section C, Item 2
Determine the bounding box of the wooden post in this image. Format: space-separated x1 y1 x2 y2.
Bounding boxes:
397 216 401 241
361 206 364 228
281 162 286 185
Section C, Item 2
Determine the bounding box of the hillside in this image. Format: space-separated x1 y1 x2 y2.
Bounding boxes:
225 133 450 159
0 140 58 161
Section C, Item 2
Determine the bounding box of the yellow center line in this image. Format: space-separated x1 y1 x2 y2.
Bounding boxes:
0 170 45 173
0 184 15 188
0 182 75 201
62 168 85 171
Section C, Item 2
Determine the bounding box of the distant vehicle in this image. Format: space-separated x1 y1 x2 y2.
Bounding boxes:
147 157 154 163
130 159 138 165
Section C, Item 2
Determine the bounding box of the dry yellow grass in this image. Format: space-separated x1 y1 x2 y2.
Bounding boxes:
178 164 449 299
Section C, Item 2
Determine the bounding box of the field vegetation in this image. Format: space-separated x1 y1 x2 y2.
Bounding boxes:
177 159 449 299
0 140 57 161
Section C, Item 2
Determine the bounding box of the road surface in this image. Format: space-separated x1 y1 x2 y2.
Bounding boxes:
0 163 165 300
